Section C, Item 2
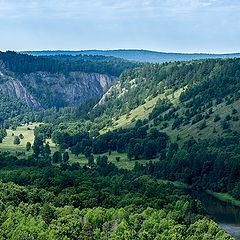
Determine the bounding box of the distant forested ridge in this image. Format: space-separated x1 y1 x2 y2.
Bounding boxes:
22 49 240 63
1 51 139 76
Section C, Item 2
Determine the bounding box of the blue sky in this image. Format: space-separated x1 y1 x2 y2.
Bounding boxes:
0 0 239 53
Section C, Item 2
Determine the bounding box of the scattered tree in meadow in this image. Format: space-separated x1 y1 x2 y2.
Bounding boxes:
26 142 31 151
13 136 20 145
19 133 24 139
63 152 69 163
52 151 62 163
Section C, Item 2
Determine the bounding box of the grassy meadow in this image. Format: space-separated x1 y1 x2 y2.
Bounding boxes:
0 124 159 170
0 123 39 156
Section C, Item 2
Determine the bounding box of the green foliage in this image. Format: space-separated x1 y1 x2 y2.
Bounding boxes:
88 58 240 144
135 134 240 196
14 136 21 145
0 92 31 120
0 51 139 76
52 151 62 163
1 56 240 239
63 152 69 163
0 151 234 239
26 142 31 151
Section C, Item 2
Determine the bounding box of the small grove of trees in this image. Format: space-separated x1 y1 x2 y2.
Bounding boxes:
26 142 31 151
51 122 169 161
52 151 62 163
32 135 51 158
13 136 20 145
19 133 24 139
52 151 70 164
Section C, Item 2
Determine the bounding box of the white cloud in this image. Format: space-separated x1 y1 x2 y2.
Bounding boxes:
0 0 239 19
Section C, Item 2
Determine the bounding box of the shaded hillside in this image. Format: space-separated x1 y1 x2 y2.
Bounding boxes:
22 49 240 63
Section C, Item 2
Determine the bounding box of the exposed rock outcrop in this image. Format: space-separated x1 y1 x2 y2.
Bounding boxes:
0 69 115 109
0 76 42 109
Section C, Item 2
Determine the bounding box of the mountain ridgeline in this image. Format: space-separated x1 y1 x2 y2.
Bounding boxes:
22 49 240 63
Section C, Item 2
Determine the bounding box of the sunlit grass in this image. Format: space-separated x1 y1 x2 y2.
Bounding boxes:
101 87 184 134
206 190 240 207
69 151 159 170
0 123 40 157
0 125 158 170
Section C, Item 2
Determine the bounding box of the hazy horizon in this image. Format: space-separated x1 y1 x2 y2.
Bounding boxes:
18 49 240 55
0 0 240 53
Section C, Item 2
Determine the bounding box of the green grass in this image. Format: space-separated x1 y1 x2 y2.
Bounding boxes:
0 123 39 157
0 125 158 170
101 87 184 134
101 83 240 144
206 190 240 207
166 98 240 143
70 151 160 170
0 123 59 159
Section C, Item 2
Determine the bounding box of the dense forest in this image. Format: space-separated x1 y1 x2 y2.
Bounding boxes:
0 93 31 120
0 152 233 239
1 55 240 239
0 51 139 76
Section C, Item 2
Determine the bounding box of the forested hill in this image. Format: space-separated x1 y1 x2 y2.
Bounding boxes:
1 51 139 76
19 56 240 213
0 51 139 117
22 49 240 63
1 54 240 239
91 58 240 141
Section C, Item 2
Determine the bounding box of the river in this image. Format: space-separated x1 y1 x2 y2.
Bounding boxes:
191 191 240 239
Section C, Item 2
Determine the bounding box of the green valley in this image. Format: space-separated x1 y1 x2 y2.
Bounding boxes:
1 52 240 239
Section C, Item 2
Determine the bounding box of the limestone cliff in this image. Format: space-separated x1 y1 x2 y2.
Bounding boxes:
0 69 115 109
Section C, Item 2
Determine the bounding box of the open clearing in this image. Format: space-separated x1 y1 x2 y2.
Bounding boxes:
0 124 159 170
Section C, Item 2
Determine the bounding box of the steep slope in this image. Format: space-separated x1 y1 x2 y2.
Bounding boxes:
0 92 31 120
0 77 41 110
92 58 240 141
22 49 240 63
0 65 115 110
0 51 138 112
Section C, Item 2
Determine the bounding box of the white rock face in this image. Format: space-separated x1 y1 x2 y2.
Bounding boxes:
0 78 42 109
0 70 115 109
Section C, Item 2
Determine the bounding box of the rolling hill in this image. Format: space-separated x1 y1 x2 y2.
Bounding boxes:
90 58 240 142
22 49 240 63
